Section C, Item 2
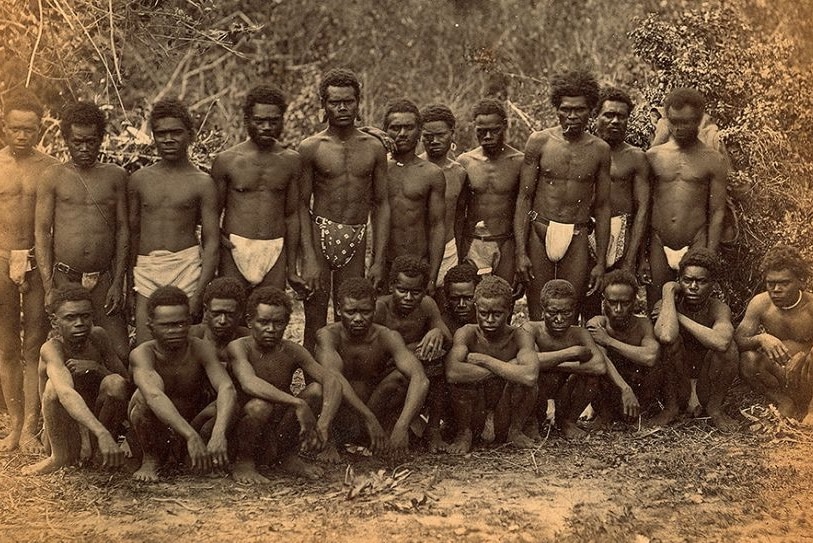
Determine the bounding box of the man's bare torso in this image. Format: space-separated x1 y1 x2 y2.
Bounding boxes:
143 339 209 417
387 158 442 260
375 296 431 347
608 143 645 216
458 146 522 235
0 147 58 251
753 292 813 355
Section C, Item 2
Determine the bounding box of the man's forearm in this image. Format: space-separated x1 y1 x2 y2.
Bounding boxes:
394 374 429 431
317 373 343 429
144 393 198 440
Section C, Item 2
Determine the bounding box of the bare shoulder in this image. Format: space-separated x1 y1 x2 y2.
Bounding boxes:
98 162 128 185
129 341 157 367
421 295 443 316
504 144 524 162
710 298 733 321
452 323 477 344
585 315 605 328
33 149 60 168
457 147 482 165
569 325 593 345
745 292 772 314
89 326 111 348
282 339 314 363
316 323 342 344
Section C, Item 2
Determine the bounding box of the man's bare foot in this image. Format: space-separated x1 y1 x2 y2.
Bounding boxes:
232 460 270 484
590 413 613 431
709 411 739 432
481 412 495 442
647 406 679 427
560 420 587 440
0 431 21 452
446 430 472 455
316 441 342 464
507 428 536 448
801 413 813 426
79 428 93 463
776 398 797 419
133 455 160 482
19 432 44 454
426 428 446 453
22 455 71 475
280 454 323 480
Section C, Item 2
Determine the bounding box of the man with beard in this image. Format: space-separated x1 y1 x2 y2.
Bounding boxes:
314 277 428 461
23 285 129 475
646 88 728 307
586 270 661 428
0 93 59 451
738 245 813 423
419 104 467 287
298 69 390 352
36 102 130 362
128 286 236 482
653 249 739 430
188 277 248 365
212 85 304 294
382 99 445 288
129 99 219 343
457 99 522 283
515 70 611 320
441 264 480 335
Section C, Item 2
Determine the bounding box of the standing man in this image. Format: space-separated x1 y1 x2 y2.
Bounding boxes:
382 99 445 288
212 85 303 294
298 68 391 352
419 104 467 286
515 70 611 320
737 245 813 423
457 99 523 282
646 88 728 307
128 99 219 344
36 101 130 362
0 93 59 451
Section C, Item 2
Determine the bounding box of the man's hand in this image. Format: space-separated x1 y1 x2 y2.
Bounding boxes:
359 126 396 155
97 431 124 468
287 272 310 300
619 255 636 274
586 264 604 296
759 334 791 365
126 291 136 326
367 262 385 291
620 387 641 419
295 401 319 452
389 425 410 458
105 283 123 316
364 415 388 455
516 253 534 284
638 258 651 285
186 433 211 471
207 433 229 468
301 255 326 295
586 322 611 347
66 358 104 376
314 420 330 452
417 328 445 361
662 280 680 298
220 232 235 250
466 352 491 367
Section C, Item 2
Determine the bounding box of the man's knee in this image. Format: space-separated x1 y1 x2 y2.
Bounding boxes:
300 382 323 405
738 350 764 380
100 374 129 402
242 398 275 421
41 379 59 406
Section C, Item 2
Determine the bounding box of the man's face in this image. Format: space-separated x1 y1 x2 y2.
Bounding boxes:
3 110 40 157
338 296 375 337
53 300 93 345
149 305 191 351
66 124 102 168
678 265 713 306
474 113 506 156
152 117 192 161
602 284 635 329
249 303 289 350
446 281 476 324
246 103 283 148
595 100 630 145
204 298 239 341
765 269 803 308
323 86 359 128
421 120 453 160
542 297 577 337
475 295 510 338
666 105 702 146
391 272 425 317
556 96 591 137
386 112 420 156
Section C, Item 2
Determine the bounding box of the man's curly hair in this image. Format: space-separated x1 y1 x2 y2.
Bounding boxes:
389 255 429 286
678 248 721 280
246 286 292 320
596 86 634 116
383 98 421 130
147 286 189 319
664 87 706 115
149 98 194 132
337 277 376 304
549 70 600 110
420 104 456 129
602 269 638 294
319 68 361 101
60 101 106 140
540 279 577 307
243 85 287 119
203 277 247 313
472 98 507 122
443 263 480 294
760 244 809 281
48 284 93 315
474 275 512 306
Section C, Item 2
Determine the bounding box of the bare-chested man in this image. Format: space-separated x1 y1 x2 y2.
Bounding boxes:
315 277 428 459
129 99 219 344
646 88 727 307
653 249 738 431
0 93 59 451
227 287 343 483
457 99 522 283
212 85 303 294
524 280 607 439
298 69 390 352
382 99 445 289
515 70 611 320
188 277 248 365
374 256 452 451
441 263 480 336
586 270 662 428
445 276 539 454
24 285 129 475
737 245 813 423
35 102 130 362
128 286 236 482
418 104 468 287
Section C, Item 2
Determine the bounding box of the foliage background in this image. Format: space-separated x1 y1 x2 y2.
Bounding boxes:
1 0 811 316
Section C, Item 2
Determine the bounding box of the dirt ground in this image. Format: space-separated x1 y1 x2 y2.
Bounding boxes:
2 301 813 542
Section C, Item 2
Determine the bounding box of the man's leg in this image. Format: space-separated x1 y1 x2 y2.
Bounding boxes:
367 369 408 432
232 398 277 484
555 375 600 439
493 239 516 286
447 382 485 455
493 381 537 447
557 233 591 306
134 293 152 346
22 380 81 475
20 272 47 452
697 343 739 431
425 373 448 453
0 262 23 451
96 374 129 435
649 338 686 426
129 390 169 482
740 350 796 416
259 251 287 291
527 225 556 321
302 235 336 353
646 234 673 312
91 273 131 363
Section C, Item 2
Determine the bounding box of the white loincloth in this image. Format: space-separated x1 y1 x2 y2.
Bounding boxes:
133 245 201 298
8 249 34 286
589 214 629 267
663 245 689 271
436 238 458 286
229 234 284 286
545 220 575 263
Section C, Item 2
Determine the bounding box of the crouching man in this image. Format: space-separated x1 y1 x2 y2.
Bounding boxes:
24 285 129 475
737 245 813 423
128 286 236 482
